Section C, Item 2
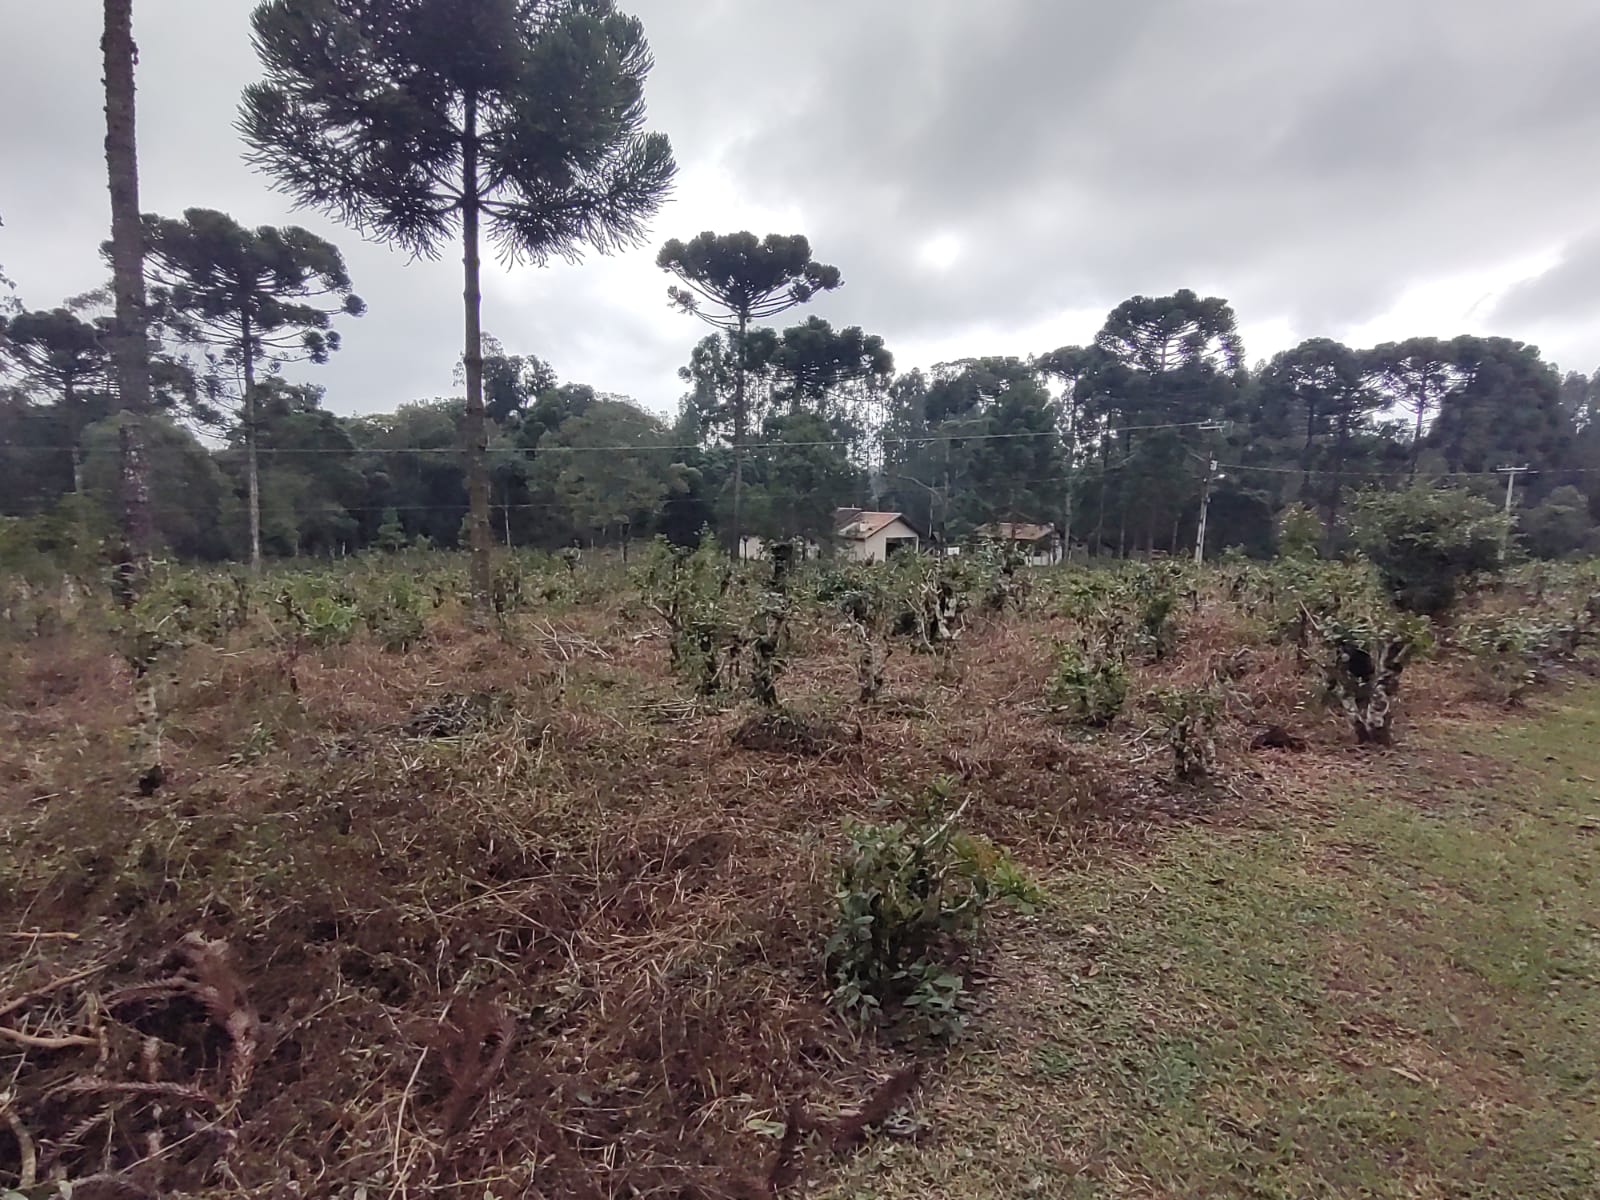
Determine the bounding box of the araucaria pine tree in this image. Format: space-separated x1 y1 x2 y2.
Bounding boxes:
240 0 676 606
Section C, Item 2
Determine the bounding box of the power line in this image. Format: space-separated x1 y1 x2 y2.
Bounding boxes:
1 461 1144 519
12 417 1222 457
1190 452 1566 481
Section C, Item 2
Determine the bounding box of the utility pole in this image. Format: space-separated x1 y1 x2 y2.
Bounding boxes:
1193 421 1228 565
895 472 944 547
1194 457 1219 564
1496 464 1530 562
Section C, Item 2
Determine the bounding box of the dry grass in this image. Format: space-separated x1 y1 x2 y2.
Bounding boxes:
0 565 1583 1197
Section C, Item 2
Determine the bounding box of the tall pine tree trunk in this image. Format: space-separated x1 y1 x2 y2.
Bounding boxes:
1409 394 1426 481
731 311 748 558
460 90 492 608
102 0 153 591
242 313 262 572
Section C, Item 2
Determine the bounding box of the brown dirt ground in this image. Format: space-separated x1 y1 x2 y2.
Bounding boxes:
0 583 1554 1198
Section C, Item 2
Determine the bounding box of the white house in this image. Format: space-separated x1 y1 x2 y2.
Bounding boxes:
835 509 921 562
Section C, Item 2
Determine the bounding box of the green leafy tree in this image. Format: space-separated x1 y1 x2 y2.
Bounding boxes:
1257 338 1375 521
881 357 1062 539
1430 337 1568 474
877 370 949 537
532 396 675 548
376 506 407 552
1037 344 1107 554
348 400 469 548
1561 368 1600 516
0 307 112 491
676 327 779 446
81 411 238 560
1344 485 1505 614
141 208 364 571
242 0 676 608
657 232 842 550
1520 485 1593 559
772 316 892 411
243 380 365 556
1366 337 1464 479
0 392 84 517
1090 291 1244 555
452 332 557 424
744 409 864 544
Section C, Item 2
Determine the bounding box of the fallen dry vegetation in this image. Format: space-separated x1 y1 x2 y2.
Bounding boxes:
1 551 1596 1197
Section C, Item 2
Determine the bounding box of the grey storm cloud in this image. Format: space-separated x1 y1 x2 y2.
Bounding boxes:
714 0 1600 343
1492 230 1600 331
2 0 1598 420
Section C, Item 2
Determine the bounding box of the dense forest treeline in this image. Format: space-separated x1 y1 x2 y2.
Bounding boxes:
6 283 1600 562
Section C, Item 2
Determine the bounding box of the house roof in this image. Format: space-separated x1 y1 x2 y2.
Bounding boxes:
835 510 913 540
974 522 1058 544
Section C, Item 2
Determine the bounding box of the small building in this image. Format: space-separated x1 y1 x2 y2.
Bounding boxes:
834 508 921 562
972 521 1063 566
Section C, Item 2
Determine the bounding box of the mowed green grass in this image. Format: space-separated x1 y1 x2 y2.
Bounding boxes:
820 690 1600 1199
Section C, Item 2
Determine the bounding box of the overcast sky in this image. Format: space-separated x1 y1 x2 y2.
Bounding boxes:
3 1 1598 419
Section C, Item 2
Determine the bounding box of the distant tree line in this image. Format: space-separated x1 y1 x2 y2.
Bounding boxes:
6 280 1600 561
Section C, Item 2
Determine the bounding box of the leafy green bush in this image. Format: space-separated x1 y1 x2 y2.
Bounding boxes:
0 495 111 578
637 539 749 697
889 552 971 651
823 563 897 703
1520 485 1594 560
1150 685 1220 782
1129 564 1182 660
1046 641 1129 726
1056 570 1127 626
1277 503 1324 560
1503 561 1600 653
1056 563 1182 660
975 539 1031 612
1453 612 1551 707
826 784 1031 1038
1344 486 1505 615
276 578 359 647
1260 558 1390 650
359 575 427 652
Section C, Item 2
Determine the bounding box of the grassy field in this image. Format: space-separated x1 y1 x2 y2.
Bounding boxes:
3 553 1598 1197
820 690 1600 1199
